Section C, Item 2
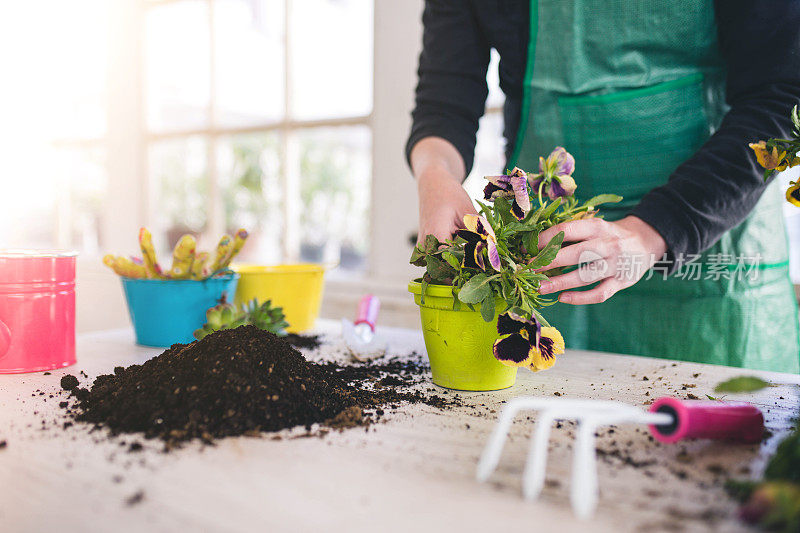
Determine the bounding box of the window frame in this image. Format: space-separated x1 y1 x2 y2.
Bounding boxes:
55 0 374 265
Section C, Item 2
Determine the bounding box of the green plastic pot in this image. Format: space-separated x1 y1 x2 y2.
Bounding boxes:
408 281 517 391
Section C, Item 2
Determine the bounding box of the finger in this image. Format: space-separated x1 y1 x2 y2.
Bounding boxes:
558 277 625 305
537 238 613 271
538 219 608 249
538 256 614 295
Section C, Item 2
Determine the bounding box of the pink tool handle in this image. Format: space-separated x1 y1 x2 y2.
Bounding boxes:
648 397 764 444
354 294 380 332
0 319 9 358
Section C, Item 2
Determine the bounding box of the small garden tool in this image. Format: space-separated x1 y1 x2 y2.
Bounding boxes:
341 294 386 361
476 396 763 519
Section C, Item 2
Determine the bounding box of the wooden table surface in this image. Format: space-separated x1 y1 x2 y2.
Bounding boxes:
1 320 798 533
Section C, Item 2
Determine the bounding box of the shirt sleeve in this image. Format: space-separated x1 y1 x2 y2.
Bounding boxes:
405 0 490 177
628 0 800 267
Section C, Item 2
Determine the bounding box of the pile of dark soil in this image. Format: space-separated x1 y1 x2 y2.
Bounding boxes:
60 326 455 449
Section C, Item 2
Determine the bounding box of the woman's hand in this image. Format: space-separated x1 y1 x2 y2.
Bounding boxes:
417 170 477 245
536 216 668 304
411 137 476 245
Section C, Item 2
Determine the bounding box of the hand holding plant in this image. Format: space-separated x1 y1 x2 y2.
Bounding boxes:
410 147 622 372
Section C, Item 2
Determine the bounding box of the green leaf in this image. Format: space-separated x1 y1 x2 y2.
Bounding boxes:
451 286 461 311
424 234 441 253
441 251 461 270
539 198 562 220
724 479 757 502
791 104 800 133
764 429 800 482
523 231 539 256
458 273 492 304
420 277 429 305
506 221 531 232
480 295 496 322
714 376 772 393
530 308 551 327
583 194 623 208
528 231 565 269
409 245 426 266
524 203 543 225
500 276 513 300
425 255 454 282
493 197 516 224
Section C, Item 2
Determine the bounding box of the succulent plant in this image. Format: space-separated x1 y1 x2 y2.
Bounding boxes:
194 296 289 340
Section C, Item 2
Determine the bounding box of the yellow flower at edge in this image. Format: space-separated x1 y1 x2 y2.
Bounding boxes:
786 182 800 207
749 141 787 171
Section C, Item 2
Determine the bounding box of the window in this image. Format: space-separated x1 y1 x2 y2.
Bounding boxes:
4 0 373 275
0 0 109 251
145 0 374 269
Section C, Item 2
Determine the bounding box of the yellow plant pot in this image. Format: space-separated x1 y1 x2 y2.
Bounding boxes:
233 264 325 333
408 281 517 391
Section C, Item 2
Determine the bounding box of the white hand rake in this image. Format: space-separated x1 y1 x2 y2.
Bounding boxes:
475 396 763 519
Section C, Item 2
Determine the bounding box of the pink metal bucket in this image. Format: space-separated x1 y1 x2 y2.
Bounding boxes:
0 250 77 373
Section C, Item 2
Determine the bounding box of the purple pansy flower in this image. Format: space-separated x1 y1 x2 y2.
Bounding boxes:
456 214 502 271
483 167 531 220
527 146 577 200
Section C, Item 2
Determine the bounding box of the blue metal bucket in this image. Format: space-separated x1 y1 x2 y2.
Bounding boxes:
121 274 239 347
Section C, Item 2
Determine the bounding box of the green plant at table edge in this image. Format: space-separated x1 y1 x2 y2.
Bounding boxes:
194 295 290 340
409 148 623 372
715 376 800 532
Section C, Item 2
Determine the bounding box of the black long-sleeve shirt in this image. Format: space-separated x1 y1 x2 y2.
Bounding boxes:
406 0 800 263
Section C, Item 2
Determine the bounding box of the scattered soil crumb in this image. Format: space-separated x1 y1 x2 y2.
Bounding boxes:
60 375 79 391
325 406 364 430
0 440 6 449
125 490 145 507
675 452 693 464
596 447 656 469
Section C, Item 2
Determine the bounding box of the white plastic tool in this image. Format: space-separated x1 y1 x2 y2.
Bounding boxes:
475 395 765 519
341 294 387 361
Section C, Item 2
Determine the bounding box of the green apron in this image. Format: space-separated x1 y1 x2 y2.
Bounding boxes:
511 0 800 372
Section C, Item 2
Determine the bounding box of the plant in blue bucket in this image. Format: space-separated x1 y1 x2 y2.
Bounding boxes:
103 227 249 347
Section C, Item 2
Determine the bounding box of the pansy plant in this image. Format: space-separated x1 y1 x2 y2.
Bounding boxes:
749 104 800 206
410 147 622 370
